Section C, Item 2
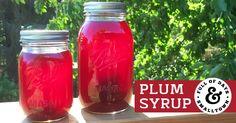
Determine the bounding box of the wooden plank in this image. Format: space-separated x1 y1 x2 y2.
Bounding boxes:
125 113 236 123
1 98 235 123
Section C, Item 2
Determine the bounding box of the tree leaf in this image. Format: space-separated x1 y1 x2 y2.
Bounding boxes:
15 0 20 4
212 0 227 12
209 64 223 76
20 0 25 4
218 0 227 11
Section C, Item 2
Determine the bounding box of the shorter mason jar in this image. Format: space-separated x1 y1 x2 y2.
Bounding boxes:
18 30 73 121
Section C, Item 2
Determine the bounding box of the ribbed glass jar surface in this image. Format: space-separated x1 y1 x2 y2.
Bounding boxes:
18 30 73 121
78 2 133 114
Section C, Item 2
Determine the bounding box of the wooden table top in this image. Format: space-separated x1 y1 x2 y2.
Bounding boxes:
0 96 235 123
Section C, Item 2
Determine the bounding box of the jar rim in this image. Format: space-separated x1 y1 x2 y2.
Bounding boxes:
84 2 126 14
20 30 69 35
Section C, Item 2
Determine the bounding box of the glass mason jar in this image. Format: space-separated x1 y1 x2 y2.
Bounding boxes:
78 2 133 114
18 30 73 121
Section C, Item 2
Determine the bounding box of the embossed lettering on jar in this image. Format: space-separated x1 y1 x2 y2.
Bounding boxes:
18 30 73 121
78 2 134 114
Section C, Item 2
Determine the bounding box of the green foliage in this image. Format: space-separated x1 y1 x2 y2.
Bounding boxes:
0 73 18 102
14 0 25 4
47 0 84 63
128 0 236 80
14 0 236 80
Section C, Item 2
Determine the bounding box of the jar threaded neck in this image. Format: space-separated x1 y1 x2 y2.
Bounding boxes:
20 30 69 54
20 30 69 43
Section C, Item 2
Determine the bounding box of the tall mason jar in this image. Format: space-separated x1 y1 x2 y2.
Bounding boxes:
78 2 133 114
18 30 73 121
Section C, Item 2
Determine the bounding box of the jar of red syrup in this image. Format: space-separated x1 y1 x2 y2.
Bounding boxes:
18 30 73 121
78 2 133 114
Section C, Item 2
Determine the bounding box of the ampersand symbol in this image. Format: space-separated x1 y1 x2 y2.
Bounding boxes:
205 87 222 104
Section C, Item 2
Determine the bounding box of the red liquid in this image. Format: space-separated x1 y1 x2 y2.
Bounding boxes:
78 21 133 113
18 50 73 121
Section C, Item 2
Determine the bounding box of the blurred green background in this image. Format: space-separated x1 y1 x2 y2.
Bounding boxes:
0 0 235 102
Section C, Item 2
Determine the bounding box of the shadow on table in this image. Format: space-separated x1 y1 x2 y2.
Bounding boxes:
81 106 149 123
21 113 78 123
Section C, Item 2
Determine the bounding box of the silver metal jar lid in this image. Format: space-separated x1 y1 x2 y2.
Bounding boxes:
84 2 126 15
20 30 69 43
